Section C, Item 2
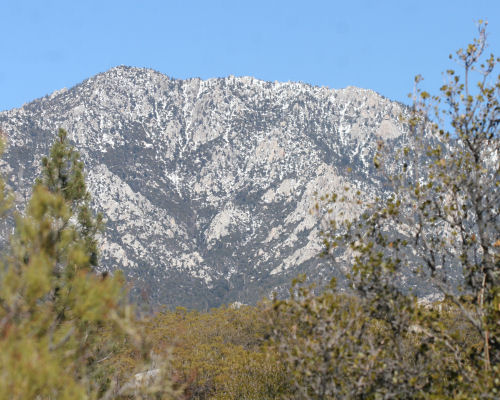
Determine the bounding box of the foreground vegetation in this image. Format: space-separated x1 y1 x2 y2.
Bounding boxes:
0 23 498 399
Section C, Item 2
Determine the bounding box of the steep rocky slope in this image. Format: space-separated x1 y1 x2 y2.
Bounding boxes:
0 66 411 308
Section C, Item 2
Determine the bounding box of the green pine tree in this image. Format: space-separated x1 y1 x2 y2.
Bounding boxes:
0 129 179 399
37 128 103 269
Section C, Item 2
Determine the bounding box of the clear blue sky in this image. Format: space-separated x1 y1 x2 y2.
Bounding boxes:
1 0 499 111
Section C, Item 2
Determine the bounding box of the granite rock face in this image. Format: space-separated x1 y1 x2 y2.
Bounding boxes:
0 67 412 308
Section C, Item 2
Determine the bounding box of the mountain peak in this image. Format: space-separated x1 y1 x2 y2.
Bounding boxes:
0 67 411 308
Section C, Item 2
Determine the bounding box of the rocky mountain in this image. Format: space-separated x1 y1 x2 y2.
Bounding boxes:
0 66 413 308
